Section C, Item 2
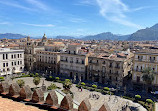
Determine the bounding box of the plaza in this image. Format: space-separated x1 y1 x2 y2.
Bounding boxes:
9 77 147 111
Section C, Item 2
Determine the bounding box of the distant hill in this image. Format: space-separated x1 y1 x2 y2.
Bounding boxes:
128 24 158 41
55 36 76 39
82 32 130 40
0 33 26 39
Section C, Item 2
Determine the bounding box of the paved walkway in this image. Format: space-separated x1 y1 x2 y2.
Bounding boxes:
11 77 147 111
155 102 158 111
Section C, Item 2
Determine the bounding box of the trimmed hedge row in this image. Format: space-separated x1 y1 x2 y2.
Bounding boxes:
76 84 113 95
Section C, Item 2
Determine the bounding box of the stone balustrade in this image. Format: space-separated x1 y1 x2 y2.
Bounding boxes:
0 81 131 111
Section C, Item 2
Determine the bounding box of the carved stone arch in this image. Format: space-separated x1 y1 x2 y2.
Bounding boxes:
60 94 73 110
78 99 91 111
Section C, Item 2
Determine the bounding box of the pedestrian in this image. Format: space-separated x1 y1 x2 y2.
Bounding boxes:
81 86 82 92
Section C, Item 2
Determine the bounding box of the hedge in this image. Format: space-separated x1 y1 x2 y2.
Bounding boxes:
104 87 110 91
92 85 97 88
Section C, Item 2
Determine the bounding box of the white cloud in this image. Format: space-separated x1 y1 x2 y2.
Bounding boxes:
25 0 48 11
96 0 142 29
69 18 86 23
22 23 55 27
0 1 33 11
0 22 10 25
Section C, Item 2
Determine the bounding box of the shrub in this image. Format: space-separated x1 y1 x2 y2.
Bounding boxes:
49 76 53 79
35 73 39 77
16 79 25 88
104 87 110 91
146 99 153 104
30 73 34 77
0 77 4 80
55 77 60 80
135 95 141 100
47 83 57 90
21 75 30 77
92 85 97 88
22 73 25 75
81 82 85 86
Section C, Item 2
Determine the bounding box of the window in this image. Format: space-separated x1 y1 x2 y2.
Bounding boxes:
82 60 84 64
14 62 16 65
11 55 13 59
6 54 8 59
20 54 22 58
3 63 5 67
18 54 19 58
6 63 8 67
20 61 22 64
14 54 16 58
18 61 19 65
3 54 5 60
12 62 14 66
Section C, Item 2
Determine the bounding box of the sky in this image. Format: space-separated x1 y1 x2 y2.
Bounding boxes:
0 0 158 37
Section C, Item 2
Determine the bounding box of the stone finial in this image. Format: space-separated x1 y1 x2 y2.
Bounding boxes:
60 94 73 110
9 83 20 96
46 90 58 106
98 103 111 111
0 81 9 93
78 99 91 111
20 85 32 100
32 88 44 103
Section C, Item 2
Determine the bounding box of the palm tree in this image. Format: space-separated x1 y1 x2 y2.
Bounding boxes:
142 67 155 93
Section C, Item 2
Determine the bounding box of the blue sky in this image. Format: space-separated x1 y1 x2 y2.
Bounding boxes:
0 0 158 37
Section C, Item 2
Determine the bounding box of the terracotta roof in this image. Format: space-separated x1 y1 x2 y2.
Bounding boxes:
69 43 81 45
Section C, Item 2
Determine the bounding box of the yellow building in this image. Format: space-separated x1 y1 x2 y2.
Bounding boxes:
132 49 158 91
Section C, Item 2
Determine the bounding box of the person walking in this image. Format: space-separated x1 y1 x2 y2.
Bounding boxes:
81 86 82 92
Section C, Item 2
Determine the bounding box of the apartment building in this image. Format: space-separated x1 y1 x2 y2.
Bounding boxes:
87 52 133 87
36 50 60 75
132 49 158 91
0 48 24 76
60 43 89 82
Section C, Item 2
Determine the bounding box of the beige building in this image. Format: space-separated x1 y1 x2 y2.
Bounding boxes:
87 52 133 87
60 43 89 81
36 50 60 75
24 36 45 71
132 49 158 91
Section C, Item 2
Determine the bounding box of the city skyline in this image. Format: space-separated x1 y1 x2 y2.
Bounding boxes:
0 0 158 36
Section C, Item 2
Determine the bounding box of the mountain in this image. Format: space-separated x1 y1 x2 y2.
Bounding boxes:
82 32 129 40
55 35 76 39
0 33 26 39
128 23 158 41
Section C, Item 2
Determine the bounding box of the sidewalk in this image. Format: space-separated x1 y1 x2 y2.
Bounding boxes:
155 102 158 111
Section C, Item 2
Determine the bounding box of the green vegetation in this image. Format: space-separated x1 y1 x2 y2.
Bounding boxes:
16 79 25 88
81 82 85 86
92 85 97 88
135 95 141 101
47 83 58 90
104 87 110 91
142 67 155 92
55 77 60 81
0 77 4 81
63 79 72 90
146 99 153 105
33 77 40 88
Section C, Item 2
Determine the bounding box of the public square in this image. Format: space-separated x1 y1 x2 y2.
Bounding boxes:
9 77 147 111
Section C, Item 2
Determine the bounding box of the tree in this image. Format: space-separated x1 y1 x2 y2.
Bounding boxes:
63 79 72 90
16 79 25 88
142 67 155 92
33 77 40 88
